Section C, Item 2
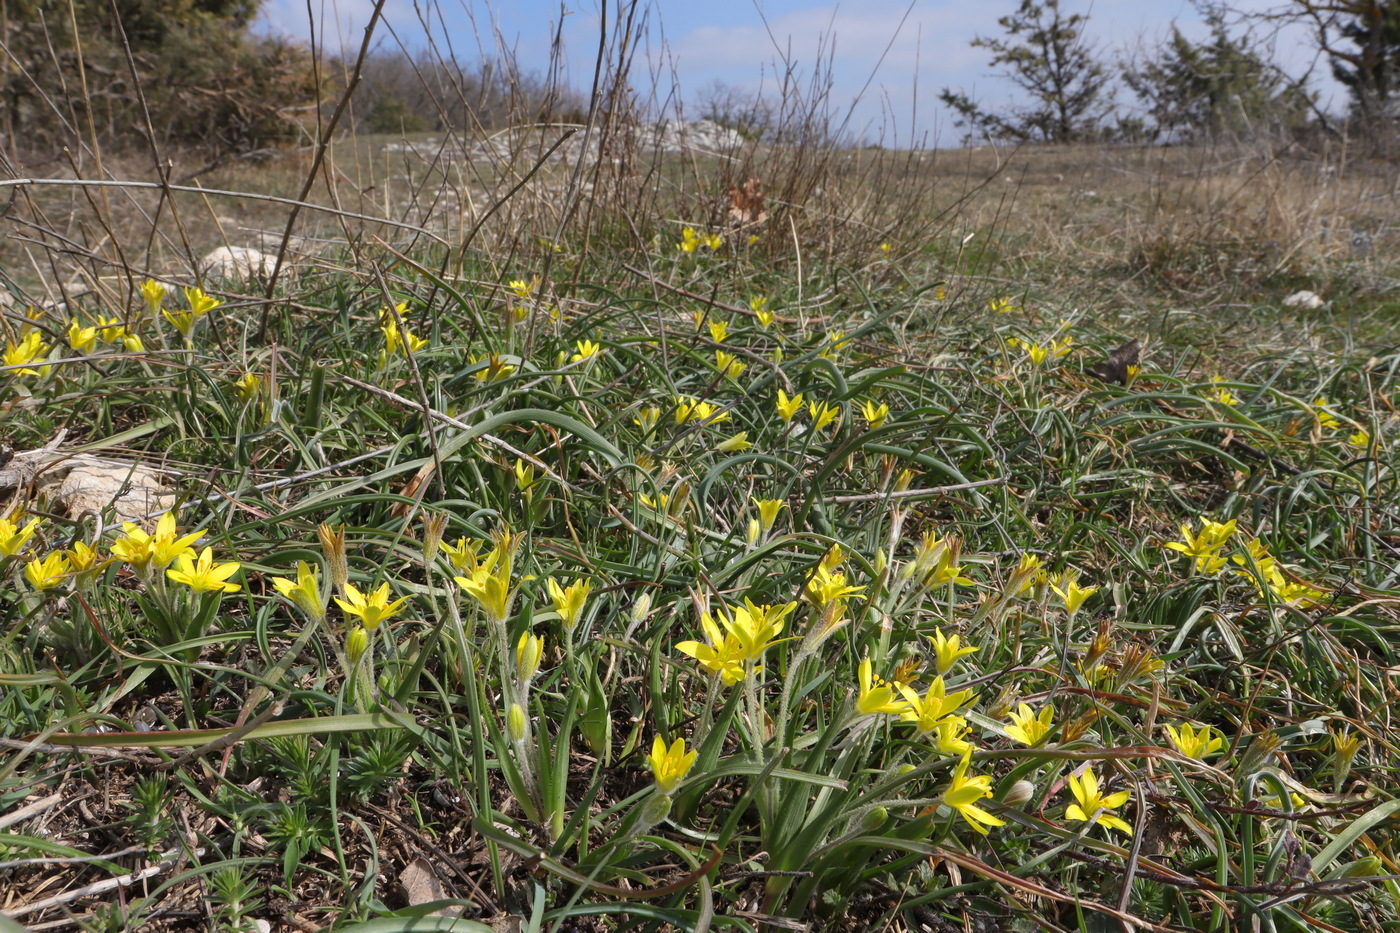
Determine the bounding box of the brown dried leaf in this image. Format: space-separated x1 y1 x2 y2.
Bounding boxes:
728 177 768 226
398 856 459 917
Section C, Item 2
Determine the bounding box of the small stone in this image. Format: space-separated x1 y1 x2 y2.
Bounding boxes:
1282 290 1325 309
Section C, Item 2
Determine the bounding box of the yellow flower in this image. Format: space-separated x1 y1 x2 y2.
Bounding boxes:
166 547 242 594
942 754 1006 835
703 232 722 250
271 561 326 624
149 512 205 571
752 498 784 534
820 543 846 572
715 350 746 380
860 400 889 430
1271 578 1328 607
933 716 974 756
0 516 41 557
717 431 751 452
380 307 428 359
989 297 1018 314
1022 342 1050 366
514 459 538 492
808 400 841 431
1313 398 1341 430
1005 703 1054 746
930 628 979 675
1348 428 1370 447
94 316 126 343
1065 767 1133 835
509 278 535 299
439 537 482 574
1009 553 1045 595
750 297 772 327
233 372 262 401
638 491 671 513
857 658 910 716
454 529 517 622
571 339 602 362
708 320 730 343
1207 376 1239 406
66 320 97 355
1051 571 1098 614
335 581 409 630
547 577 591 631
1164 518 1237 574
722 599 793 662
113 511 203 573
776 389 804 423
927 546 976 588
3 331 49 377
139 278 166 316
897 677 976 732
647 735 697 794
678 227 701 253
819 330 849 360
879 242 892 254
25 552 71 591
1164 722 1224 759
515 631 544 682
676 612 747 685
674 396 727 425
804 565 864 607
163 308 195 337
165 286 221 338
473 354 516 383
633 405 661 433
65 540 108 587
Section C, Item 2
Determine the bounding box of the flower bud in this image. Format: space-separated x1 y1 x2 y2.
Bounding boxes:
506 703 527 742
746 518 761 545
630 591 653 625
857 806 888 833
345 626 369 667
1330 856 1382 880
516 632 544 683
1002 779 1035 807
635 793 672 833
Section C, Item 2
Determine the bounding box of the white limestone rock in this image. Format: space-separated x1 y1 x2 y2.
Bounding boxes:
1282 290 1325 310
200 246 277 283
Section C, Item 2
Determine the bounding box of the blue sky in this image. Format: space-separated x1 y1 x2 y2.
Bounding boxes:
255 0 1341 143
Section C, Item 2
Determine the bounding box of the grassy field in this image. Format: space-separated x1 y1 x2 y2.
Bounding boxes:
2 129 1400 933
